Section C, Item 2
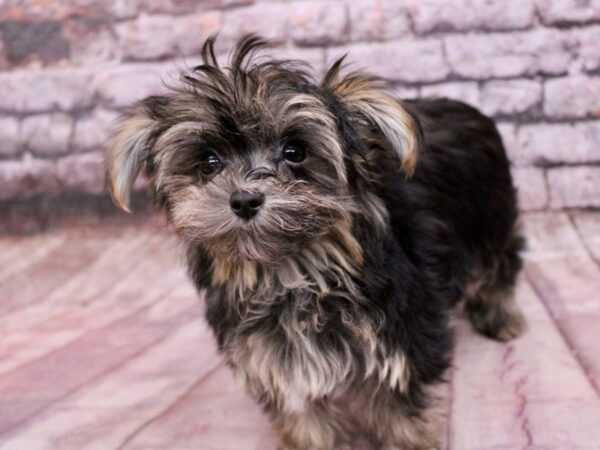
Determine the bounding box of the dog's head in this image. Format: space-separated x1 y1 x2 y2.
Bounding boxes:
107 35 419 265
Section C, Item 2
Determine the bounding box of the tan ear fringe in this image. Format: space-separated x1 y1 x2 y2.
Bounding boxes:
322 67 419 175
106 115 156 212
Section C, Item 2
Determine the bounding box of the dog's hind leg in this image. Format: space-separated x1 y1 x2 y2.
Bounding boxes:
464 234 526 341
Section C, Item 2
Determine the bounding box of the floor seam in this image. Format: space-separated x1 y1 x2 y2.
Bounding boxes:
0 276 183 382
113 360 225 450
566 211 600 269
524 266 600 398
0 305 201 439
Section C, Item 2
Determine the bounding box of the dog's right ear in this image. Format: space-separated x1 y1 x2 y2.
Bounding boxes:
322 57 420 176
107 110 162 212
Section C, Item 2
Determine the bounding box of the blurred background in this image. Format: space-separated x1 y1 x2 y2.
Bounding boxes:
1 2 600 449
0 0 599 227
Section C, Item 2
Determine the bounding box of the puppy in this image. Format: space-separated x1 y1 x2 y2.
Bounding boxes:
107 35 525 450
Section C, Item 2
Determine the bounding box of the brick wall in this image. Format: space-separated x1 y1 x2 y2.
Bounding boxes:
1 0 599 210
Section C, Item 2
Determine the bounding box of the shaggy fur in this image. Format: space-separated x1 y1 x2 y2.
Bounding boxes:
107 35 525 449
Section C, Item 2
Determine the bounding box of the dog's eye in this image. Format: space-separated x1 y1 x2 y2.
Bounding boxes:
282 144 305 163
198 151 223 176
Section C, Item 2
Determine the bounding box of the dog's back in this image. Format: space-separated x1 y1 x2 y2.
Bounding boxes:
385 97 525 339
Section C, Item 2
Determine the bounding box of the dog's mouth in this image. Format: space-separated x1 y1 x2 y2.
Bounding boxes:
217 208 320 263
170 181 351 263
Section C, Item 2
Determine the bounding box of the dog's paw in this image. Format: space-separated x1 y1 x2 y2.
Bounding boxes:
380 440 440 450
470 305 526 341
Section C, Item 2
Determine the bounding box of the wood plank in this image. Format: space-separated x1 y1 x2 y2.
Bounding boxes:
0 313 220 450
0 285 202 437
0 228 162 331
0 227 128 315
525 262 600 395
522 211 600 394
521 211 588 261
525 258 600 318
0 232 67 282
570 210 600 263
119 363 275 450
0 232 187 376
449 276 600 449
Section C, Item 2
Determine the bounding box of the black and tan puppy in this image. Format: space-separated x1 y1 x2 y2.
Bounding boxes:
107 35 525 449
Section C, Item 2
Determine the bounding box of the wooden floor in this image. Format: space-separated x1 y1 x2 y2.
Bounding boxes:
1 211 600 450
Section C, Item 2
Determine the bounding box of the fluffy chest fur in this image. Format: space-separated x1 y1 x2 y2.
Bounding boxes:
224 291 375 412
202 226 404 412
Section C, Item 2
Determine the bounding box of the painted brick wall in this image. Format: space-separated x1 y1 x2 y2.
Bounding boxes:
1 0 599 210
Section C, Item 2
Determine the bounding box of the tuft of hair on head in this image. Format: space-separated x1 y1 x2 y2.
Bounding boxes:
190 33 273 80
321 57 420 176
182 33 313 105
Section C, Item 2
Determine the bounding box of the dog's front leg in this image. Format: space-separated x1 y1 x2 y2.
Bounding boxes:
364 387 439 450
270 398 356 450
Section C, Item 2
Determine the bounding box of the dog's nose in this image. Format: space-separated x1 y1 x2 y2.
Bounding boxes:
230 191 265 220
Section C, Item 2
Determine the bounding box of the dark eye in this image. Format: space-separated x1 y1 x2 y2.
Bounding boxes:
282 143 305 163
198 151 223 176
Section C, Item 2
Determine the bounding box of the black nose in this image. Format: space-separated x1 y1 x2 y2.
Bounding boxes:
230 191 265 220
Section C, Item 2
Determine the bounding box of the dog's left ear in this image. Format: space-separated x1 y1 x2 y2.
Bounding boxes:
107 107 163 212
322 58 420 175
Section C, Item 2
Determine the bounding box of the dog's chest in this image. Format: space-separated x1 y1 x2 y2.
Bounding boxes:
206 236 376 410
223 294 372 411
